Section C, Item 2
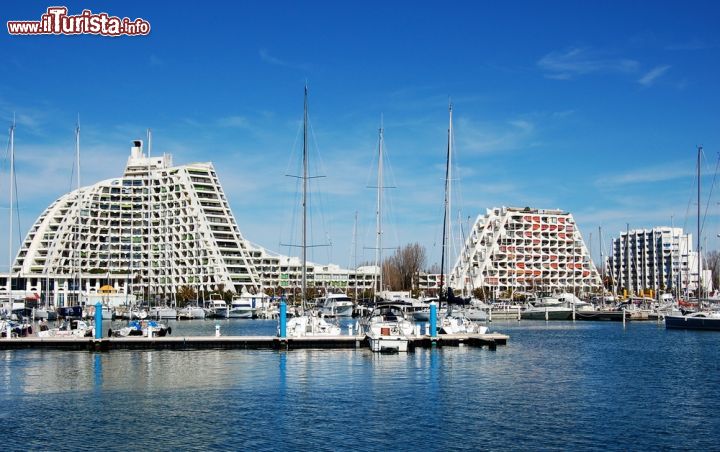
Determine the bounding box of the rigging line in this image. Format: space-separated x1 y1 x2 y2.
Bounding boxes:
382 139 401 254
700 149 719 237
282 114 305 258
1 128 8 212
307 110 332 262
13 153 22 252
682 155 698 232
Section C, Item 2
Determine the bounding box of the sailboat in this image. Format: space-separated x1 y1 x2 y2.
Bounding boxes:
2 117 33 336
362 118 414 352
437 104 486 335
665 146 720 331
284 86 341 337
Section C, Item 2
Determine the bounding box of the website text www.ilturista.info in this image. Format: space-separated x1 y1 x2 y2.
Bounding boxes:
7 6 150 36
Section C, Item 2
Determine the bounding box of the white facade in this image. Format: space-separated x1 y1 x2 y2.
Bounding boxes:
607 227 711 297
8 141 376 305
245 243 378 294
450 206 601 296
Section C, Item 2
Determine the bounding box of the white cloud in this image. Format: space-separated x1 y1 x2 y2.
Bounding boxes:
456 117 536 154
258 49 311 72
638 65 671 86
538 47 640 80
216 116 249 128
594 161 694 187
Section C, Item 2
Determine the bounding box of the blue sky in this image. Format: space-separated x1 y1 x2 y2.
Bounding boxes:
1 0 720 272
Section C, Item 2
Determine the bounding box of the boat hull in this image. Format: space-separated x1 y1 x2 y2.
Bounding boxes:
369 335 409 353
521 308 572 320
665 315 720 331
575 310 628 321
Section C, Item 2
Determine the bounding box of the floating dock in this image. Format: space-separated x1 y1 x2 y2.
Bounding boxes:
0 333 508 352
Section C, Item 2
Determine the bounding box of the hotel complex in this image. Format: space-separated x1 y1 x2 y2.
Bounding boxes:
450 207 602 297
5 142 376 306
606 227 711 297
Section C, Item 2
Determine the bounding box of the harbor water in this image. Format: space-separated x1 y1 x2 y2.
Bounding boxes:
2 320 719 450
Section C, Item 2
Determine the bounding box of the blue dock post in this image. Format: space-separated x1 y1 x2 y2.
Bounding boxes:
94 302 103 340
429 301 437 338
279 300 287 338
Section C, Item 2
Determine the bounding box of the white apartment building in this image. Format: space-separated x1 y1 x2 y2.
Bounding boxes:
607 227 711 297
5 141 376 306
450 207 602 297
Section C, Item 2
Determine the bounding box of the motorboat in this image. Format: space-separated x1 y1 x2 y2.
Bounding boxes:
285 311 341 337
178 305 206 320
109 320 172 337
363 303 415 353
439 307 487 334
228 292 266 319
206 296 228 318
318 293 354 317
37 319 92 338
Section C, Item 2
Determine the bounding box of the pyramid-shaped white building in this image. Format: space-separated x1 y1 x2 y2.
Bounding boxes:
12 141 260 302
450 206 602 297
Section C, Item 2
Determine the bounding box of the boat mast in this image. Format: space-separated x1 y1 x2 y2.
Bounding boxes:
439 103 452 306
697 145 702 309
75 118 82 306
147 128 153 305
375 118 384 299
301 85 308 310
598 226 604 296
7 117 15 305
352 210 358 300
624 223 630 298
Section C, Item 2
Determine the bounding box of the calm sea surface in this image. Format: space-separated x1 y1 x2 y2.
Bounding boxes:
2 319 719 451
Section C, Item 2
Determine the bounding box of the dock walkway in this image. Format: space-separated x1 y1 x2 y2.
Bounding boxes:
0 333 509 352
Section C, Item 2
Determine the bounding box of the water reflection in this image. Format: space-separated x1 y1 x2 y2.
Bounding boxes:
2 322 720 450
93 353 102 393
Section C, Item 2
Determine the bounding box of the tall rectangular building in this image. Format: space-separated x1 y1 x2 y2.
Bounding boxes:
607 227 711 297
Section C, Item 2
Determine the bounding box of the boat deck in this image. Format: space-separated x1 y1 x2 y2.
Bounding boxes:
0 333 508 352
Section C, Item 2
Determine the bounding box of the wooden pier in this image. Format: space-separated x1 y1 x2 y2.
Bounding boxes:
0 333 508 352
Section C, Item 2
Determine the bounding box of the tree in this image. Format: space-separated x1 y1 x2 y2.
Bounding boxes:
382 243 427 291
176 285 197 307
705 250 720 289
472 287 486 300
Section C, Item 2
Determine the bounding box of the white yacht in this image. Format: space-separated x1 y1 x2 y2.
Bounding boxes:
439 307 488 334
319 293 354 317
285 312 342 337
228 291 268 318
207 297 228 318
364 303 415 353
